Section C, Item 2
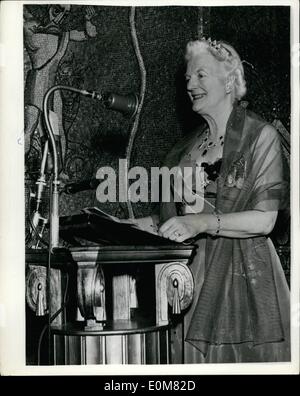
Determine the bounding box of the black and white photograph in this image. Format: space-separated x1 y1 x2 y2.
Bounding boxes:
0 0 299 375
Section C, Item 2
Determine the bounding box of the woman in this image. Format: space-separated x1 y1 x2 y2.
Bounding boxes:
135 38 290 363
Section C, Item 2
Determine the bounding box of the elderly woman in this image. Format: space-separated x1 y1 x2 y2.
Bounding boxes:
134 38 290 363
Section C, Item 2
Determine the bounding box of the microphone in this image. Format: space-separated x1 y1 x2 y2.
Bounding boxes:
63 178 100 194
79 89 139 118
79 89 103 101
43 84 139 248
102 92 139 119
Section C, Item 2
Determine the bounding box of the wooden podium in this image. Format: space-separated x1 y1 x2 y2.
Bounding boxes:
26 245 195 365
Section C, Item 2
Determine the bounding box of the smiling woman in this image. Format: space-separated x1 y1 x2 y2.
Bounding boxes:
185 39 246 121
129 37 290 363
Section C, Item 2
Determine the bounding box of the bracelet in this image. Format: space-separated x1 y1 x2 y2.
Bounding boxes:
212 211 221 236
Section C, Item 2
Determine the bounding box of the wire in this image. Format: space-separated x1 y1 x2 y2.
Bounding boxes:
46 175 53 363
25 185 49 247
37 272 69 365
126 7 147 219
27 212 49 248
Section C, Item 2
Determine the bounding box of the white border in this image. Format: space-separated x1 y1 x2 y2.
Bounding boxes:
0 0 299 375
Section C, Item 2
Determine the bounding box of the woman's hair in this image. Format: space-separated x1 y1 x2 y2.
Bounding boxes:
185 38 247 100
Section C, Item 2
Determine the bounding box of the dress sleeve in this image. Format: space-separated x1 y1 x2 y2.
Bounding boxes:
249 124 288 211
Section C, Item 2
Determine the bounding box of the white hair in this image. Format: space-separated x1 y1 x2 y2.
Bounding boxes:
185 39 247 100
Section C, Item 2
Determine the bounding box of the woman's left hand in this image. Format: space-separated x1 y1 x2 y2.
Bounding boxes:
158 214 208 242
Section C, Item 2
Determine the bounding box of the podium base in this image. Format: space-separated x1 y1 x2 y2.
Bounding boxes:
52 319 171 364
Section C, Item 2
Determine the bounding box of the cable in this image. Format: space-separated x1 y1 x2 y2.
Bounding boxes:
25 185 49 247
126 7 147 219
27 212 49 248
37 272 69 365
46 175 53 363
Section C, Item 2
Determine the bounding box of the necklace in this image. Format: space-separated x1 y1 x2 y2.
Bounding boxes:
197 130 224 157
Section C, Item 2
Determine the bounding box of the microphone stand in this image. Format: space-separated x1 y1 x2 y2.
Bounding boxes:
29 140 48 248
43 84 138 249
43 85 103 249
43 85 98 364
42 84 138 364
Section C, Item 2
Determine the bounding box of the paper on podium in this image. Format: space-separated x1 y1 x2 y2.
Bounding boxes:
59 207 181 246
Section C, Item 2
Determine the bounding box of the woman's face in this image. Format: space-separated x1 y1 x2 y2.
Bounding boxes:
185 52 228 116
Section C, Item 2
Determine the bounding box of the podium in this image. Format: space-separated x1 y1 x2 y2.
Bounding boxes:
26 244 195 365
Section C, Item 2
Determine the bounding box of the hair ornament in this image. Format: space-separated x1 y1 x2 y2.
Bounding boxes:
202 37 232 62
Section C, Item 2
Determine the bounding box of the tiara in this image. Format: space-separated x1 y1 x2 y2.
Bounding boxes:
187 38 250 72
201 37 233 62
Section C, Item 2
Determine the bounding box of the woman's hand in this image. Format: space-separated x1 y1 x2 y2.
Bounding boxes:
159 210 278 241
159 214 208 243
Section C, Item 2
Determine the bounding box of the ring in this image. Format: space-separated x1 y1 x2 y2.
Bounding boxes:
174 231 181 238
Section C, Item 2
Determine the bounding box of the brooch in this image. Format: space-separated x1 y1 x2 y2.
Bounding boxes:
225 155 247 189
